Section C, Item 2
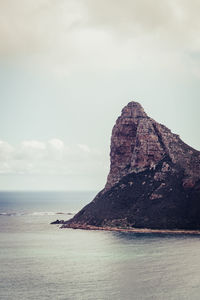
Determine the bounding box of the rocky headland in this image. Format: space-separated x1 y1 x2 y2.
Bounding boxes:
55 101 200 232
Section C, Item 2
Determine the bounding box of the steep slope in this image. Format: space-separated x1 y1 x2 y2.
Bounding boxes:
62 102 200 230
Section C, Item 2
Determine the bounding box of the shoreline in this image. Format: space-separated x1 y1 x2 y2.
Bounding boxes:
61 223 200 235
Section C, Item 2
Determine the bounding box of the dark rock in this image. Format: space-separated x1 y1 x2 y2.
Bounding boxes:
51 219 65 224
62 101 200 230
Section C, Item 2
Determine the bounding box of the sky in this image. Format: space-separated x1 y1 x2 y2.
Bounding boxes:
0 0 200 191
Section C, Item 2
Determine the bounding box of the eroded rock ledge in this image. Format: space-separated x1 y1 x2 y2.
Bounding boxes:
61 224 200 235
56 101 200 231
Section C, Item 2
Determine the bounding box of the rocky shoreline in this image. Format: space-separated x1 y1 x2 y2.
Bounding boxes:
51 221 200 235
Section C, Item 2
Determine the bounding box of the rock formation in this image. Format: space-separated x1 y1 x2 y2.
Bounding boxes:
62 101 200 230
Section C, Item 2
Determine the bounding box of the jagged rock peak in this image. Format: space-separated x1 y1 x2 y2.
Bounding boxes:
121 101 147 118
105 101 162 190
105 101 200 190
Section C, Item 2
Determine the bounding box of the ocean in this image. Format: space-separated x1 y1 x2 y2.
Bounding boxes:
0 191 200 300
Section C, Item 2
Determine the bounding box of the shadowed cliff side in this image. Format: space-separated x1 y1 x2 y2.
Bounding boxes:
61 101 200 230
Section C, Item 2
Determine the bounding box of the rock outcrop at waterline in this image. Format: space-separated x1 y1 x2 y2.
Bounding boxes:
61 101 200 230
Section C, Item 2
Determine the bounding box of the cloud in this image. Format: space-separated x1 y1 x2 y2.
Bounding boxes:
0 139 108 176
0 140 14 160
78 144 90 153
19 140 47 160
1 0 200 75
21 140 46 149
48 139 64 150
84 0 198 34
85 0 171 33
0 0 83 56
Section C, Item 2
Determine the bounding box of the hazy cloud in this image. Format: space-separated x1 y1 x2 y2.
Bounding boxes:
84 0 200 40
0 0 200 75
0 0 83 55
0 140 14 160
48 139 64 151
0 139 107 176
78 144 90 153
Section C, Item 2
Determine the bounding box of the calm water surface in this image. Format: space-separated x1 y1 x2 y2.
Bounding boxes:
0 191 200 300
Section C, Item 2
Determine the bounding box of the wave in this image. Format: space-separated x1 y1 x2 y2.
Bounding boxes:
0 211 74 217
31 211 74 216
0 212 26 216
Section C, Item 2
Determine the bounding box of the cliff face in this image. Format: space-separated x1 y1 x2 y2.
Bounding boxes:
63 102 200 230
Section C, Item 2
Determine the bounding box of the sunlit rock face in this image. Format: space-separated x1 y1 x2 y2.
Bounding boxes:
106 101 200 191
63 101 200 230
106 102 165 190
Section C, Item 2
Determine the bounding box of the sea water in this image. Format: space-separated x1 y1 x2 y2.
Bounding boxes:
0 191 200 300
